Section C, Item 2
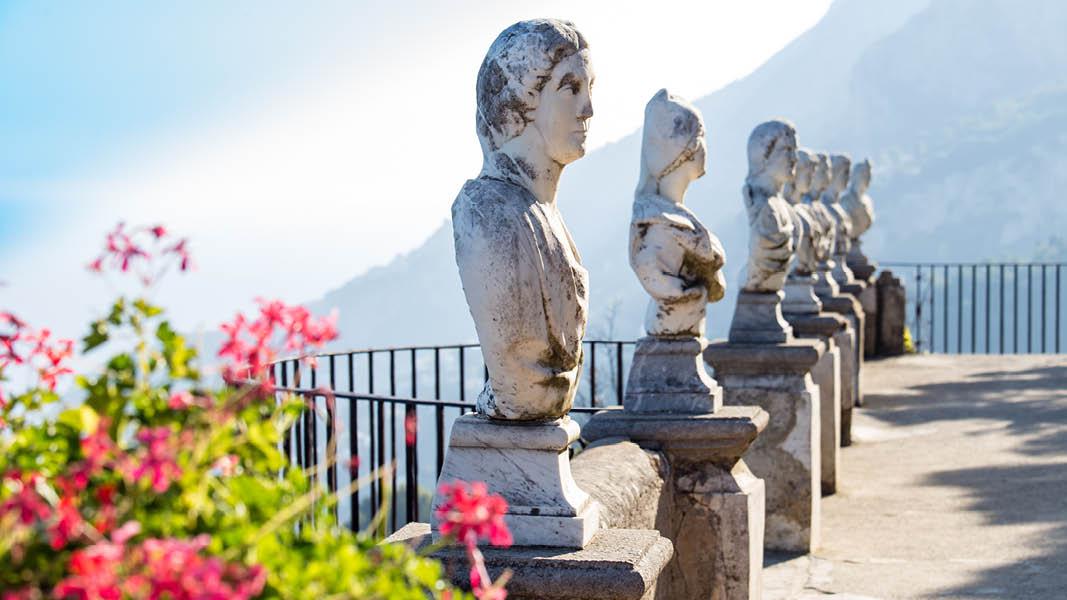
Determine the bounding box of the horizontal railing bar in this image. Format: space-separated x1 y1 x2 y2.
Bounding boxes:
276 386 621 414
275 339 637 364
274 387 473 409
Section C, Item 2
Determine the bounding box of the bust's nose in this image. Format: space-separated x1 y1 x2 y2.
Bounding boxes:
578 99 593 120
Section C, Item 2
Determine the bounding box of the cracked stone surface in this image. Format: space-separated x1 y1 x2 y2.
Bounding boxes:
763 354 1067 599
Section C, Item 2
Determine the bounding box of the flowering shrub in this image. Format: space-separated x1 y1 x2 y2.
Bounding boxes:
0 224 511 599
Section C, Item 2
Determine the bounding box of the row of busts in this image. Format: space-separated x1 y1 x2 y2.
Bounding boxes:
451 18 875 422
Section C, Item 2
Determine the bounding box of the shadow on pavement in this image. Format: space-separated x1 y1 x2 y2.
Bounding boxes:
862 364 1067 458
863 361 1067 598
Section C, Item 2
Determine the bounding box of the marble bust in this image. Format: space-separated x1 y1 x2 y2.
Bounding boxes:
727 120 797 343
623 90 724 414
451 19 594 421
740 121 796 293
781 149 828 314
784 149 824 278
840 158 875 276
629 89 724 337
840 159 873 240
810 152 841 296
822 153 855 286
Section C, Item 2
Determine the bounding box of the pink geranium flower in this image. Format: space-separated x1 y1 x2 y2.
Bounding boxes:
0 472 51 526
48 497 84 550
217 299 338 395
124 427 182 493
434 481 512 549
86 222 193 283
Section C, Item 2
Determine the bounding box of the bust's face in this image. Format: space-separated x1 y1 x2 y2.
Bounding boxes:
856 166 871 191
767 132 797 188
531 52 595 166
676 135 707 182
812 159 830 193
794 159 814 194
692 137 707 179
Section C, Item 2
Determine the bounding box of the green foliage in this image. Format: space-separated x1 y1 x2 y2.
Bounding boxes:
0 295 467 599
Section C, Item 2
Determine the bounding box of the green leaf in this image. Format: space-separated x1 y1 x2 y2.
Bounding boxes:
56 405 100 434
83 319 110 352
133 298 163 318
107 297 127 325
157 321 196 380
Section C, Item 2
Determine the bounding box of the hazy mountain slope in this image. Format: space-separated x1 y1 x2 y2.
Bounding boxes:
311 0 1067 350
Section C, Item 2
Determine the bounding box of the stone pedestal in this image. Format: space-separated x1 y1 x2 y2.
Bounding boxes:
584 407 768 600
729 290 793 343
431 415 600 548
784 313 848 496
847 252 877 359
816 292 862 444
831 254 856 289
625 336 722 413
876 270 906 356
782 274 822 316
389 523 672 600
816 295 858 446
703 341 822 553
835 279 866 408
859 280 877 357
847 243 876 285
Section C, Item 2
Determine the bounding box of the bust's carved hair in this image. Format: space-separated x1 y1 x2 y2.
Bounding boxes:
637 89 704 195
830 154 852 191
475 19 589 155
746 119 796 180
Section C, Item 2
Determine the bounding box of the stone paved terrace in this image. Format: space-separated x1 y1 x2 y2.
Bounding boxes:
764 354 1067 600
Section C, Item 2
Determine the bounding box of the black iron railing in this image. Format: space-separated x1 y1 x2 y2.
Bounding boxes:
883 262 1065 354
271 340 635 535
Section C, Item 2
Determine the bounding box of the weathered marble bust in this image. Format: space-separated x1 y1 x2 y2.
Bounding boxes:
781 149 828 315
784 149 822 277
806 152 837 259
451 19 594 421
727 120 797 343
824 154 857 285
740 121 796 293
629 89 724 337
840 158 874 246
822 154 853 257
810 152 841 297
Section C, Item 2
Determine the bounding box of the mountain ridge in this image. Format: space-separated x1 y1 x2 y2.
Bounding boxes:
310 0 1067 350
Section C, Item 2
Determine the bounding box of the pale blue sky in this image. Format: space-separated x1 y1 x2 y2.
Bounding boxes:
0 0 831 342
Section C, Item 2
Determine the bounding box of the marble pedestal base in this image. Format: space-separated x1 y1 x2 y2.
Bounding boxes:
703 340 822 553
833 281 866 408
389 524 672 600
784 313 849 496
831 253 856 289
876 270 906 356
729 290 793 343
584 407 768 600
625 336 722 413
431 415 600 548
856 277 878 358
847 245 876 285
817 292 862 444
813 267 840 299
782 275 822 316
